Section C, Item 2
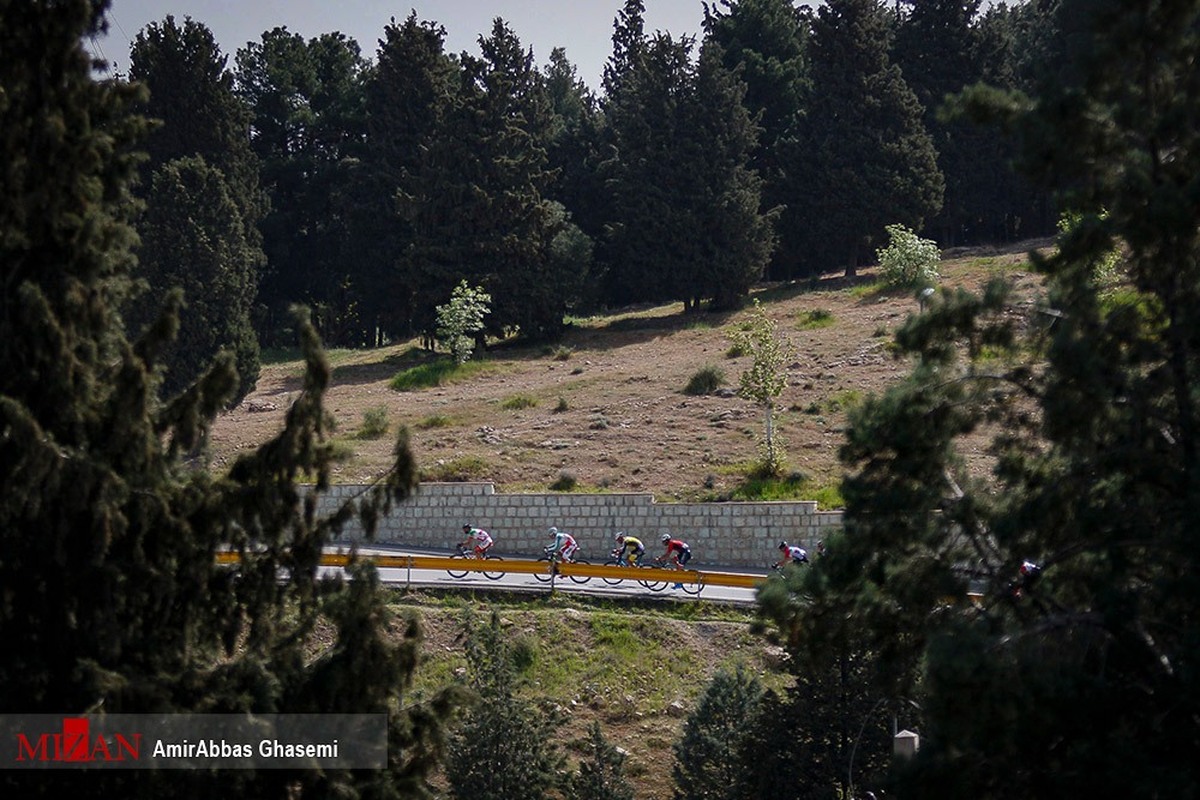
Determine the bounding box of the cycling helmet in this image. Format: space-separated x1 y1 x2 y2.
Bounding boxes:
615 533 625 543
548 526 558 536
778 541 788 550
660 533 670 543
463 524 471 532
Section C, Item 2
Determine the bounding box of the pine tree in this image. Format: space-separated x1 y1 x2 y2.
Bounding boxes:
0 3 459 796
760 0 1200 796
446 611 564 800
672 666 764 800
235 28 372 346
567 722 636 800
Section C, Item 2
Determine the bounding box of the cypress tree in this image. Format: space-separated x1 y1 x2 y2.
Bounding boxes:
892 0 992 246
127 14 265 394
129 14 267 239
357 12 459 342
702 0 811 279
683 39 777 311
0 3 459 797
235 28 372 347
600 29 696 306
786 0 943 277
129 156 260 403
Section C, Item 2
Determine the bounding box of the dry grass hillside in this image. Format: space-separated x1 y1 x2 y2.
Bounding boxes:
211 239 1049 506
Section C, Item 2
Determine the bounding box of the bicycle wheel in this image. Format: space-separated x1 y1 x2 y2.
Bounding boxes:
482 554 505 580
602 559 625 586
447 554 470 579
638 563 668 592
679 570 703 595
534 554 555 583
567 558 590 584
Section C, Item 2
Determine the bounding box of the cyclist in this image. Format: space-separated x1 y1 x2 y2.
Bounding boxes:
612 533 645 566
547 526 579 563
657 533 692 588
1011 559 1042 598
459 524 494 558
773 540 808 569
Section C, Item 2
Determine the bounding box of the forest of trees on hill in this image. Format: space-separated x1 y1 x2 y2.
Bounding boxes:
120 0 1063 404
6 0 1200 798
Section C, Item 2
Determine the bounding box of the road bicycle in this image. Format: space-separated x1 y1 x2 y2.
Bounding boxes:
602 549 664 590
652 557 704 595
534 545 591 584
447 545 505 580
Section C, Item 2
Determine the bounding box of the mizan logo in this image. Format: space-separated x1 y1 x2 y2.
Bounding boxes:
16 717 141 763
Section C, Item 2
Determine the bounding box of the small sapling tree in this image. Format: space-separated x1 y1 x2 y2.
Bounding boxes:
730 299 792 476
876 223 940 289
436 280 492 364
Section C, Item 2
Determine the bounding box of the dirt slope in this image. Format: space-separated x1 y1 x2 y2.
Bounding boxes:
211 241 1045 504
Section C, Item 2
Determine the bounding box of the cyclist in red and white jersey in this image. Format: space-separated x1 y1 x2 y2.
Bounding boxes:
459 524 494 557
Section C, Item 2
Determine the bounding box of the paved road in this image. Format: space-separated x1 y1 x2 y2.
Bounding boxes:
323 545 765 605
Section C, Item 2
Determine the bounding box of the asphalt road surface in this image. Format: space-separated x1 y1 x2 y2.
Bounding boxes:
323 545 765 605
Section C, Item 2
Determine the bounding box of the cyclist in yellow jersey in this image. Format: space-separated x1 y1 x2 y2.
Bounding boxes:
612 533 645 565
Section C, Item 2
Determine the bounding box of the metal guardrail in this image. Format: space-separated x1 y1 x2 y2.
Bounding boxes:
216 551 987 605
215 551 766 589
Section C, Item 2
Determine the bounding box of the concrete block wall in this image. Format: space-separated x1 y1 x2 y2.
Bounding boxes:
320 482 843 569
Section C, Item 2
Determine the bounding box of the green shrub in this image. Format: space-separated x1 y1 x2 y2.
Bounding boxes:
357 405 390 439
876 223 940 288
684 365 725 395
796 309 834 330
501 394 538 410
390 357 493 391
326 439 356 463
554 396 569 413
549 471 578 491
415 414 453 429
421 456 490 481
725 470 844 507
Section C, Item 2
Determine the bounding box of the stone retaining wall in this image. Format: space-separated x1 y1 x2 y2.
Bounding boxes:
322 482 843 569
